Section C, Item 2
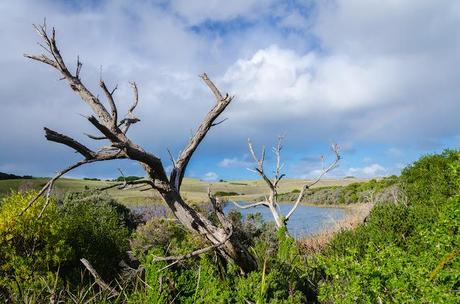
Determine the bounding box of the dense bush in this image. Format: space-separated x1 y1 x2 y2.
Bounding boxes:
278 175 400 205
214 191 241 196
0 192 71 300
0 190 135 302
59 191 133 281
114 175 143 182
314 150 460 303
401 150 460 204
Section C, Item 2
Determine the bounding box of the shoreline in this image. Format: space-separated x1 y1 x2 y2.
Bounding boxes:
297 202 374 254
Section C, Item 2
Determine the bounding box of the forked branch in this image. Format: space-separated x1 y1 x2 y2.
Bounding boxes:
20 151 126 217
171 73 234 190
25 22 113 126
234 138 341 231
231 201 268 209
44 127 95 159
152 226 233 265
285 143 340 221
247 139 274 191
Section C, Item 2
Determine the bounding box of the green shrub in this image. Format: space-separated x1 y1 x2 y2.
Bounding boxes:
137 219 316 303
401 150 460 205
58 191 132 281
115 175 143 182
0 191 71 300
214 191 240 196
315 150 460 303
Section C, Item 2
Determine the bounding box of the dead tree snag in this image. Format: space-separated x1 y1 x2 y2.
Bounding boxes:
232 137 340 233
24 21 256 273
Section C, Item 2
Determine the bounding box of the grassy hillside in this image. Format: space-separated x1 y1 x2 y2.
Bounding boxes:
0 176 370 205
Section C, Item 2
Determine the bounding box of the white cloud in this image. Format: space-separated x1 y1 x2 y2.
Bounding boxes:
218 157 252 168
223 45 409 116
0 0 459 178
202 171 219 182
347 163 387 177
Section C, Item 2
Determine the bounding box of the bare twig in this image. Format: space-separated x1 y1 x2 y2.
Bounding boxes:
99 80 118 130
285 143 340 221
97 179 153 191
19 152 126 216
208 189 232 228
247 139 274 191
80 258 119 297
170 74 233 190
44 127 95 159
230 201 268 209
152 226 233 271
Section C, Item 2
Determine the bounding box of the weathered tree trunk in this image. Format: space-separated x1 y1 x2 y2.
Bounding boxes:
160 190 257 272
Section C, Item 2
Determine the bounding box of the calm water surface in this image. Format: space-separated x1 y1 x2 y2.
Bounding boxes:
130 203 346 238
224 203 346 238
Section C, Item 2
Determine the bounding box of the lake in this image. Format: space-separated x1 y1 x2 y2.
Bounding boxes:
130 202 346 238
223 203 346 238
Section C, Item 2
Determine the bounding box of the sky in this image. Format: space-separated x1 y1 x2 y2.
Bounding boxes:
0 0 459 181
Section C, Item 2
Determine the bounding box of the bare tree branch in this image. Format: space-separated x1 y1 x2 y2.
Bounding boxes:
87 116 121 142
208 189 232 229
200 72 224 101
211 117 228 127
152 226 233 266
24 54 58 68
230 201 268 209
97 179 153 191
44 127 95 159
285 143 341 221
99 80 118 131
75 56 82 80
19 152 127 216
25 22 113 126
84 133 107 140
170 74 233 190
247 139 275 191
80 258 119 297
272 136 286 188
167 148 176 167
119 82 140 134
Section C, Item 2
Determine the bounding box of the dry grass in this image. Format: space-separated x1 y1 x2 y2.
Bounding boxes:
297 203 374 255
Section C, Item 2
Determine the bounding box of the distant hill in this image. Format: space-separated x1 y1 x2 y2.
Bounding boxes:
0 172 33 180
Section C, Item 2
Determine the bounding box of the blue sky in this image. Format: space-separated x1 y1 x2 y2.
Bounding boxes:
0 0 459 181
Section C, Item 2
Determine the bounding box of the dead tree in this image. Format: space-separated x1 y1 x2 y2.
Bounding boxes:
23 22 257 273
232 137 340 232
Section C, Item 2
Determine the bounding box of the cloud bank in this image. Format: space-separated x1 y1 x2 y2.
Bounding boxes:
0 0 459 180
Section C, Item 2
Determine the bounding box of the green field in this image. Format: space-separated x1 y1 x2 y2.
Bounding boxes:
0 177 369 206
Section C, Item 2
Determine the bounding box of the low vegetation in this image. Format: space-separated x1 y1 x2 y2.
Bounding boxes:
0 150 458 303
0 171 33 180
278 175 401 205
214 191 241 197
